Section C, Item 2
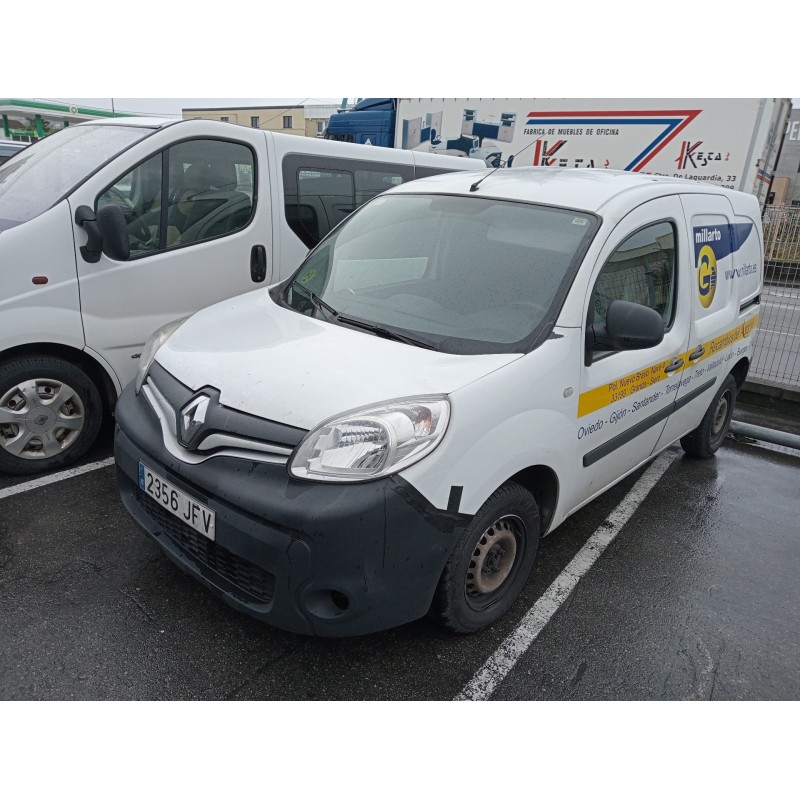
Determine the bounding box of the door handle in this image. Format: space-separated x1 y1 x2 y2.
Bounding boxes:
688 345 705 362
250 245 267 283
664 357 684 374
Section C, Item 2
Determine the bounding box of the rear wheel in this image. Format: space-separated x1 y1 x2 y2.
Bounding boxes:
680 374 737 459
431 482 540 633
0 356 103 475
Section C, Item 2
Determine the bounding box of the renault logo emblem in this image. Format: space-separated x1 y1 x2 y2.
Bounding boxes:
179 394 211 448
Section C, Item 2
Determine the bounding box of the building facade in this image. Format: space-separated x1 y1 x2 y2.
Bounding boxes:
182 105 306 136
770 108 800 206
183 103 349 138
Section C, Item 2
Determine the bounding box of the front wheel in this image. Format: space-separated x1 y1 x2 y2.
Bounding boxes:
0 356 103 475
680 374 737 459
431 482 540 634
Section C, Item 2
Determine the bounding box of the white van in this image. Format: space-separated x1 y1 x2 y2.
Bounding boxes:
0 117 473 475
113 168 763 636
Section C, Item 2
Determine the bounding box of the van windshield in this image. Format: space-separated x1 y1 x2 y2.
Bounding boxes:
282 193 598 355
0 124 153 230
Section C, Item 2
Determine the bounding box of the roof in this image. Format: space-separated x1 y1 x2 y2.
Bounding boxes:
77 116 180 129
389 167 737 215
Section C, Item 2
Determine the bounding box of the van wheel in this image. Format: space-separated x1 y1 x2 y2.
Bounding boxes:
431 482 540 634
0 356 103 476
680 374 737 459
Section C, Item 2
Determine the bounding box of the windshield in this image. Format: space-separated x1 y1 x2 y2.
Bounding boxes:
0 124 153 230
281 193 598 354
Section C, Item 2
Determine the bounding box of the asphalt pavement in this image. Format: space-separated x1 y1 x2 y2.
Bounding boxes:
1 414 797 700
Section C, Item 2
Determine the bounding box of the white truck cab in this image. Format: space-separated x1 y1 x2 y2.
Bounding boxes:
113 167 763 636
0 117 472 475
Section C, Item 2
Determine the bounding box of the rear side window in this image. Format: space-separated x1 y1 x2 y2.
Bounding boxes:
283 155 412 248
590 221 677 329
96 137 255 259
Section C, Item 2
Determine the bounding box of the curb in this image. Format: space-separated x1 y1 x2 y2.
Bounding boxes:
743 379 800 405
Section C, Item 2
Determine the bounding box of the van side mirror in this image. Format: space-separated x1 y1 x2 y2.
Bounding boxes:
75 204 130 263
585 300 664 366
97 204 130 261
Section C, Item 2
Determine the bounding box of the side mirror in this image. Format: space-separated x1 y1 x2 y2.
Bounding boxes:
75 204 130 263
97 204 130 261
585 300 664 365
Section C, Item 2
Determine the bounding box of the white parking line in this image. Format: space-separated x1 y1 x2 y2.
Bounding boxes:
455 449 679 701
0 457 116 501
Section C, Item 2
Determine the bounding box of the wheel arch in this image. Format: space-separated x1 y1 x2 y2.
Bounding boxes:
506 464 560 536
729 356 750 391
0 343 119 415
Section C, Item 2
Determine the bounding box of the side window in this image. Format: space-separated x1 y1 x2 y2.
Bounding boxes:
165 139 254 248
283 155 412 249
354 168 404 205
294 168 355 248
97 153 163 258
591 221 676 329
96 138 255 260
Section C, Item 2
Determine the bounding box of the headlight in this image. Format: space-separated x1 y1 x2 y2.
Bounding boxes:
289 397 450 482
134 317 189 394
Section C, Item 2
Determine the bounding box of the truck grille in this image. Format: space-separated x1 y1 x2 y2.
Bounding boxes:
135 490 276 604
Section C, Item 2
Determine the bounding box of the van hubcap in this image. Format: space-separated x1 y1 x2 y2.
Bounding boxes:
712 394 730 437
467 517 520 596
0 379 85 460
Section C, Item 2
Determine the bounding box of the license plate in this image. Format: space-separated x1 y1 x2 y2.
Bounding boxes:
138 462 216 541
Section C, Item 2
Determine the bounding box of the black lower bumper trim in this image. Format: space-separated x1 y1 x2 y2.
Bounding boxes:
114 381 470 637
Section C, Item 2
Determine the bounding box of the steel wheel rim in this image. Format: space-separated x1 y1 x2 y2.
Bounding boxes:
466 515 524 610
711 392 730 438
0 379 85 460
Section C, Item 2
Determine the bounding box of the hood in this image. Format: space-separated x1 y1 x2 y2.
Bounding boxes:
155 289 521 430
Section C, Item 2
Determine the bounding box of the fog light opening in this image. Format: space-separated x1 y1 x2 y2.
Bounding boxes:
304 588 352 619
330 590 350 611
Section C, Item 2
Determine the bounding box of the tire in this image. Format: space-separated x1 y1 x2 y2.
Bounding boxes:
0 356 103 476
431 482 541 634
680 374 737 459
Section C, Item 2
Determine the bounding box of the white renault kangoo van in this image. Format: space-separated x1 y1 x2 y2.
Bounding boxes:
114 168 763 636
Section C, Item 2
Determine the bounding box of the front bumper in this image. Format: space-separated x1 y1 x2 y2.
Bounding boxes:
114 382 469 637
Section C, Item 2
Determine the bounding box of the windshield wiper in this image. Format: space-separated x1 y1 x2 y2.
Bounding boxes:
289 280 339 320
288 281 435 350
335 315 437 350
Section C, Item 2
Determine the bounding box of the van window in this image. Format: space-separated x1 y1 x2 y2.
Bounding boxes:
164 140 254 248
97 153 163 257
96 138 255 259
590 221 676 329
0 124 152 229
283 155 413 248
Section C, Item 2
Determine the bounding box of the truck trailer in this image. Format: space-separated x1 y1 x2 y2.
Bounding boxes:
326 98 791 206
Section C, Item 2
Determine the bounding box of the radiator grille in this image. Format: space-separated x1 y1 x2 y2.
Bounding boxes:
136 490 275 604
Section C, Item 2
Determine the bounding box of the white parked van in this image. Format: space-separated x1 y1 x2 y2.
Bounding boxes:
0 118 472 474
114 168 763 636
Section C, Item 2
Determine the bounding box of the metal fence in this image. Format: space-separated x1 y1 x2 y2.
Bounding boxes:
750 205 800 390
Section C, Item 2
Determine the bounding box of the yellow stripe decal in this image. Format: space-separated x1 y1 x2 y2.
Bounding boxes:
577 314 759 418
